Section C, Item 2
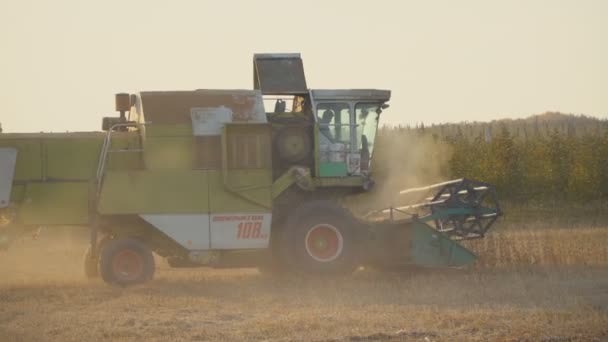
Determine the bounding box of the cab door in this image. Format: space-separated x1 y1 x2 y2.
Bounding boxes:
315 102 354 177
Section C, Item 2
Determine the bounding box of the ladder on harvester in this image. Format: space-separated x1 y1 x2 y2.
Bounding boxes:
366 179 502 240
89 122 148 257
95 122 148 199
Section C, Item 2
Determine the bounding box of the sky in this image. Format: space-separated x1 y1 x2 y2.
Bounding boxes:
0 0 606 132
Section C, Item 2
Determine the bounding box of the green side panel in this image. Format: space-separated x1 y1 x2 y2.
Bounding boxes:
45 138 103 180
410 221 477 267
209 170 272 213
272 168 297 199
0 140 42 180
104 134 143 172
98 170 208 214
0 132 141 182
143 124 193 170
145 124 192 137
313 176 364 187
319 162 348 177
19 182 90 225
143 136 193 170
10 185 25 203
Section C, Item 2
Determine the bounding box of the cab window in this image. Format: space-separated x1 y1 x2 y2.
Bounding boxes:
355 103 381 156
316 103 351 143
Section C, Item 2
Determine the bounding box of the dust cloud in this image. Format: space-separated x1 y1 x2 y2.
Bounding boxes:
345 131 453 216
0 226 90 285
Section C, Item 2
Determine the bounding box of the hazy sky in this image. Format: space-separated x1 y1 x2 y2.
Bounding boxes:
1 0 606 132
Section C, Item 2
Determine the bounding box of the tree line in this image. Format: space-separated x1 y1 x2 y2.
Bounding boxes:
373 113 608 203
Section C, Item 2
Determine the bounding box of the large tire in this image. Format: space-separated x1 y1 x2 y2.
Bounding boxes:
83 237 112 279
99 238 155 287
281 201 359 274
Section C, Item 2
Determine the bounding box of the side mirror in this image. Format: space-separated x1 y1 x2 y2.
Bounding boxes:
376 103 390 115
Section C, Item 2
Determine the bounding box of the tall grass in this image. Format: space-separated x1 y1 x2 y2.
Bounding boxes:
464 226 608 269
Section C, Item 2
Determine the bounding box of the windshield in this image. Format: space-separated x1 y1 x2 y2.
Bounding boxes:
355 103 381 156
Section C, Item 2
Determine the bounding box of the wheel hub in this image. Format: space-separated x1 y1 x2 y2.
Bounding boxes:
112 250 144 282
305 224 343 263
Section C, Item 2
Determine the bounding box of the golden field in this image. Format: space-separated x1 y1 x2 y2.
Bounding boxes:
0 223 607 341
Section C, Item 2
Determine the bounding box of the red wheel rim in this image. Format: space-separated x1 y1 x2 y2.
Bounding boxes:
112 250 144 282
305 224 343 262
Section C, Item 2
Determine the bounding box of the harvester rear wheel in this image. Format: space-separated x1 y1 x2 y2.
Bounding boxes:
83 237 112 279
99 238 155 287
282 201 359 274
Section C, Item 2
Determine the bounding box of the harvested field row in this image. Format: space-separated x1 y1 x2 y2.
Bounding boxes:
1 225 607 341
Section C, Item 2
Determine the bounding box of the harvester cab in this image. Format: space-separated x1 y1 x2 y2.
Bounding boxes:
311 90 388 179
254 54 389 190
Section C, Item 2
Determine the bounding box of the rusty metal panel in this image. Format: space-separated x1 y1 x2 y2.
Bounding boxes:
254 53 307 95
193 136 221 170
140 90 266 125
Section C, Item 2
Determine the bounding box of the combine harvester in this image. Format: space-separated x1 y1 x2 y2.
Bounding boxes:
0 54 501 286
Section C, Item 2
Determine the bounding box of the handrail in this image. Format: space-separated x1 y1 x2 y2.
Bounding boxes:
95 122 150 198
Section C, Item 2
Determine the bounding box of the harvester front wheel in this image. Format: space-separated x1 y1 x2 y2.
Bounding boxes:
99 238 155 287
83 237 112 279
83 247 99 278
283 201 359 274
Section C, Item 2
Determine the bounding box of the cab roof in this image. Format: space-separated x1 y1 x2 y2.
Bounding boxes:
311 89 391 102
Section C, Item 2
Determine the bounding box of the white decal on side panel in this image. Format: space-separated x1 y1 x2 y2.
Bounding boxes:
0 148 17 208
190 107 233 136
210 213 272 249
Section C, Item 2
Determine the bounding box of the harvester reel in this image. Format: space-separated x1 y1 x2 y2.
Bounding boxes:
367 178 501 241
430 179 500 239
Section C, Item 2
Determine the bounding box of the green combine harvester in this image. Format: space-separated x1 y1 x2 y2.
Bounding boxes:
0 54 501 286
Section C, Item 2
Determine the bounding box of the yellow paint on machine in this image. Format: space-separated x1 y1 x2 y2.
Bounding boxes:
98 169 272 215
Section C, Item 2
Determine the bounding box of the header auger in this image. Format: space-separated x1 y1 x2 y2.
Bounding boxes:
0 53 502 286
